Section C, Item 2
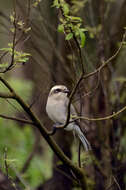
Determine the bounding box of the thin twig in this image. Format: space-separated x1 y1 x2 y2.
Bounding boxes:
54 166 78 186
54 73 84 130
4 147 9 179
2 9 17 73
113 176 121 190
4 147 18 190
73 105 126 121
72 33 85 74
49 31 126 132
21 133 40 174
10 165 32 190
0 76 87 187
0 92 14 98
82 31 126 80
6 99 29 120
74 71 100 103
0 114 34 125
78 141 81 168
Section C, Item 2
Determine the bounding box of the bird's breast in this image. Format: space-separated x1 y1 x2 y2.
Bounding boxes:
46 99 67 124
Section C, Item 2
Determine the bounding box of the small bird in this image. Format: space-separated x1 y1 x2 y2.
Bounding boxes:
46 85 91 151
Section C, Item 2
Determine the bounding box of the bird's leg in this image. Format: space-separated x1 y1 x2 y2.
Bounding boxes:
48 123 62 136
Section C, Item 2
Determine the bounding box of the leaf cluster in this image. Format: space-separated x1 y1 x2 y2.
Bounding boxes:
0 43 30 70
53 0 87 48
10 13 31 34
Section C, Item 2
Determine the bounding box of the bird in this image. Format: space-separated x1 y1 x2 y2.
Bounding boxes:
46 85 91 151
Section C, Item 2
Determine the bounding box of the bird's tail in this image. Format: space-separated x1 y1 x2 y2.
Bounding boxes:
74 125 91 151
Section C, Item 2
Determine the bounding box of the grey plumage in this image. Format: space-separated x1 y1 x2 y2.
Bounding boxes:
74 124 91 151
46 85 91 151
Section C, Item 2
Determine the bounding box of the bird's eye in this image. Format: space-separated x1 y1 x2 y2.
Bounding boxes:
54 89 61 93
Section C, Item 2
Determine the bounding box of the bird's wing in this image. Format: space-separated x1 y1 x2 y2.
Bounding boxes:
64 97 77 120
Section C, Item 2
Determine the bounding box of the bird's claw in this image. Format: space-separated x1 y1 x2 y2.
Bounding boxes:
48 123 62 136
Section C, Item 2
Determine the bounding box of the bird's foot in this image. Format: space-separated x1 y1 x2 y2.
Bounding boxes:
48 123 62 136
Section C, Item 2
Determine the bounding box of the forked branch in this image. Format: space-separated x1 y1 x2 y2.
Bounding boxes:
0 76 87 188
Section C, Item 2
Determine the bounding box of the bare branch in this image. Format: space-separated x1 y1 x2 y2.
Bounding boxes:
54 73 84 130
83 31 126 80
73 105 126 121
4 148 18 190
4 147 9 179
113 176 121 190
0 77 16 92
0 114 34 125
78 142 81 168
0 92 14 99
0 76 87 187
52 30 126 132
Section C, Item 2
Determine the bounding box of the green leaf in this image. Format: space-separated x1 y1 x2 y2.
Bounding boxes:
24 27 31 33
62 4 69 15
10 28 15 33
52 0 60 8
80 28 88 32
17 20 24 26
10 14 14 23
75 29 80 36
66 15 82 22
57 24 64 33
21 52 31 57
65 33 73 40
8 43 13 47
79 30 86 48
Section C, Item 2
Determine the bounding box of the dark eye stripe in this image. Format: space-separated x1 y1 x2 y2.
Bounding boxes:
54 89 61 93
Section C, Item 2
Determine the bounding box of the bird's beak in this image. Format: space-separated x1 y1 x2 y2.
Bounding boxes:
64 89 69 94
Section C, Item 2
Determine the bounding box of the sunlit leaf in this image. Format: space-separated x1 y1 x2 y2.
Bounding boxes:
65 33 73 40
52 0 60 8
66 15 82 22
57 24 64 33
63 4 69 15
10 28 15 33
79 30 86 48
25 27 31 33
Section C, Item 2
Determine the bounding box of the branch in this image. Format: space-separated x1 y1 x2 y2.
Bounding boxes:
63 30 126 127
4 147 9 179
1 10 17 73
10 165 31 189
52 3 126 133
4 148 18 190
54 166 78 186
78 142 81 168
113 176 121 190
54 73 84 130
73 105 126 121
0 76 87 187
0 92 14 98
51 31 126 131
83 31 126 80
0 77 15 92
0 114 34 125
58 0 85 74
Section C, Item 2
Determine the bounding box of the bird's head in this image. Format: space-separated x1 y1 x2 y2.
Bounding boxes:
48 85 69 100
